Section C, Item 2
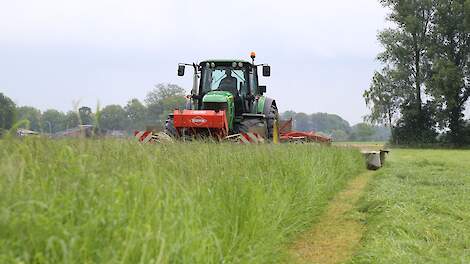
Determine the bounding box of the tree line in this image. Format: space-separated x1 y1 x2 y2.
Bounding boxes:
0 83 186 135
282 111 391 141
1 87 390 141
365 0 470 146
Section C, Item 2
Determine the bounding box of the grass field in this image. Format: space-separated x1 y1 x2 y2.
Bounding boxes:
349 149 470 263
0 139 364 263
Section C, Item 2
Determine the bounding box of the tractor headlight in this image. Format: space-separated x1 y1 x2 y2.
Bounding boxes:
232 62 237 68
238 62 243 67
210 62 215 68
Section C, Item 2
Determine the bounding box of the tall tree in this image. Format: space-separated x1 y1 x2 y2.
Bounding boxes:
427 0 470 145
367 0 437 143
379 0 434 113
0 93 16 132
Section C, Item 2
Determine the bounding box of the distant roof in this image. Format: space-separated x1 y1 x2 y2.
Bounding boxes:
200 59 251 64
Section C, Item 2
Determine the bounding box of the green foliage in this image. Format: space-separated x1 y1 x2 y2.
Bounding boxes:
145 83 186 124
349 149 470 263
16 106 42 131
349 123 376 141
310 113 351 134
364 70 402 126
392 103 437 145
368 0 470 145
331 129 350 141
376 0 434 144
94 102 102 130
347 123 392 142
426 0 470 145
125 98 147 130
40 109 66 134
99 105 129 131
466 0 470 30
0 93 16 133
11 105 82 134
281 111 351 134
0 139 364 263
14 106 81 134
1 83 186 134
281 111 391 142
64 111 80 130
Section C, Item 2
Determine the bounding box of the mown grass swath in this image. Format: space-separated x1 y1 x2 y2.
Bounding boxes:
0 139 364 263
349 149 470 263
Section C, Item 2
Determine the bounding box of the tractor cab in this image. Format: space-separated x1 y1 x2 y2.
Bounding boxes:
178 56 270 114
170 53 278 140
199 61 250 115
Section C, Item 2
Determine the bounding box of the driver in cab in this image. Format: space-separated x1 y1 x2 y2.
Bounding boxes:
218 69 238 97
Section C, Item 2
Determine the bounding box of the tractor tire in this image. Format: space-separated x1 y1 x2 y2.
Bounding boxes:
238 118 268 139
164 117 178 138
266 104 280 140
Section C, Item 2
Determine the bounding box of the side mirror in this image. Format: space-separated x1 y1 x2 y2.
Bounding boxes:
259 85 266 94
262 65 271 77
178 65 185 76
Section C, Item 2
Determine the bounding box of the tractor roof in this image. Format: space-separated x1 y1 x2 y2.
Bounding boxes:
200 59 251 65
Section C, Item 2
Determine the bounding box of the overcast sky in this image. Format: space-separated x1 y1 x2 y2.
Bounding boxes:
0 0 388 125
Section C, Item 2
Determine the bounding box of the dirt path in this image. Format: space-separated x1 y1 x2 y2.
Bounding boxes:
289 171 374 264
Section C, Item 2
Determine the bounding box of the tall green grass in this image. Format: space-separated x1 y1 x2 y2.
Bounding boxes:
0 139 364 263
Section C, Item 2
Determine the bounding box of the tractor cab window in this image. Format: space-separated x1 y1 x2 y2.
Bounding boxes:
201 67 248 97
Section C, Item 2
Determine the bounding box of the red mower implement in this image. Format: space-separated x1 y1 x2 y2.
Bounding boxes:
172 109 229 140
279 118 332 144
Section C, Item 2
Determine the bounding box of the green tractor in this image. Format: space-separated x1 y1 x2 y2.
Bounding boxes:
165 52 279 142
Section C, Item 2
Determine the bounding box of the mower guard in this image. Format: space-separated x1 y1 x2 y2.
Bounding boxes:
173 110 229 138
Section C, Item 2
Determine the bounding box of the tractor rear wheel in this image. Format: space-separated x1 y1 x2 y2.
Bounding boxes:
266 104 280 140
